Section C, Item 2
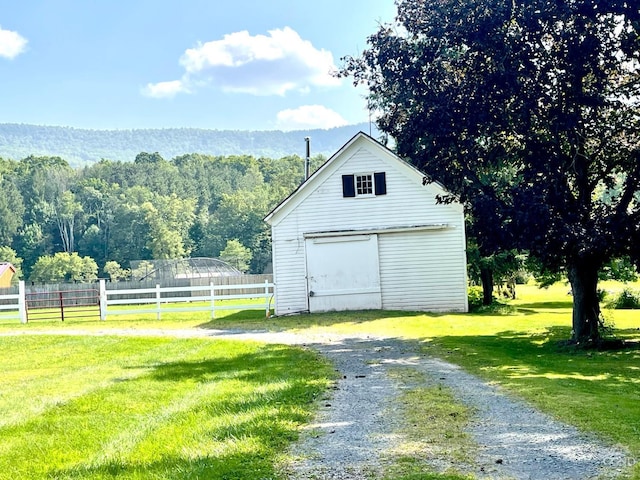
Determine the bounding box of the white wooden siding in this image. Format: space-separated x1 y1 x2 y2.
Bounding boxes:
276 148 460 234
269 136 467 315
378 230 467 312
271 230 308 314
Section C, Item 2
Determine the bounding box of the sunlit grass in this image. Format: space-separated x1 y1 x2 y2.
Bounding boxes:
0 335 333 479
1 282 639 478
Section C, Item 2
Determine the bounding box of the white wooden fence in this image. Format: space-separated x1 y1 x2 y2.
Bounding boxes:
0 281 26 323
100 279 274 320
0 279 274 323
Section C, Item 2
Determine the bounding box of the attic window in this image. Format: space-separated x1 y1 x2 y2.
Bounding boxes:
356 174 373 195
342 172 386 198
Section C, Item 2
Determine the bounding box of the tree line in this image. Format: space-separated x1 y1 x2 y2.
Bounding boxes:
0 151 324 283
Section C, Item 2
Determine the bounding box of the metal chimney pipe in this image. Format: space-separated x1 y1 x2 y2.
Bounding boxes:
304 136 311 180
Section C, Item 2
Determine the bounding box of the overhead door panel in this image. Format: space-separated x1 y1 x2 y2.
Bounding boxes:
305 235 382 312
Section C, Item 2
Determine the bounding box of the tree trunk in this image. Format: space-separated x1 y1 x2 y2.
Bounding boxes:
567 261 601 344
480 265 494 306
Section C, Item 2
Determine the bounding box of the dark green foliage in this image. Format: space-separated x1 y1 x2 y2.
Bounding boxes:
3 148 327 279
341 0 640 342
606 288 640 310
599 257 638 283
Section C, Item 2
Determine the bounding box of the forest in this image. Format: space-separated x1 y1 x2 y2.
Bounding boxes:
0 151 326 283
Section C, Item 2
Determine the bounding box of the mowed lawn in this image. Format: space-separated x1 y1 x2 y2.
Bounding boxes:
1 283 639 479
266 283 639 479
0 335 333 479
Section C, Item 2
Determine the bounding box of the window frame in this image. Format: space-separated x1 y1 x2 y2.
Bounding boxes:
354 172 375 197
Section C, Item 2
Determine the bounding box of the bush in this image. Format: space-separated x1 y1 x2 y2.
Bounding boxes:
468 286 484 311
606 288 640 309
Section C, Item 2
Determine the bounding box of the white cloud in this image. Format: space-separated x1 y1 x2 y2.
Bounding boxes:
144 27 341 98
141 79 188 98
0 26 27 59
276 105 349 130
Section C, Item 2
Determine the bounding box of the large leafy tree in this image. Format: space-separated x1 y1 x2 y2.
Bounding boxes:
343 0 640 343
0 174 24 245
0 246 23 284
30 252 98 283
219 239 253 273
143 194 196 259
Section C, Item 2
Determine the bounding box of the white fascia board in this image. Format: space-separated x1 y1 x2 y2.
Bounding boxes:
303 224 451 239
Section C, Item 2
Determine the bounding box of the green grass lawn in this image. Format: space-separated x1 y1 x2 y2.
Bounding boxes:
0 335 333 479
1 283 639 479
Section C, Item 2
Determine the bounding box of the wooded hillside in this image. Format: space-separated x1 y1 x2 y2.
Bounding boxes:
0 123 376 167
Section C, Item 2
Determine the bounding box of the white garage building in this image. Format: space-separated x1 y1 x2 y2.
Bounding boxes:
264 132 468 315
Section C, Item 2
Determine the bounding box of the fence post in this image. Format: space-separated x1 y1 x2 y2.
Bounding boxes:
99 279 107 321
156 284 161 320
210 282 216 319
18 280 27 324
59 291 65 322
264 279 270 317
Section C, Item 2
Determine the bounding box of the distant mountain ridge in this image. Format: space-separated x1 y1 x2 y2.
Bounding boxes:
0 123 379 167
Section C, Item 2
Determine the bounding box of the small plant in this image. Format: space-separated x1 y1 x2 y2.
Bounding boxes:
467 286 484 311
606 288 640 309
597 311 617 342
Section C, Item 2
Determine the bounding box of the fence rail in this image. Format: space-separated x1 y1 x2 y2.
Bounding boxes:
0 278 274 323
25 288 100 322
100 280 274 320
0 281 26 323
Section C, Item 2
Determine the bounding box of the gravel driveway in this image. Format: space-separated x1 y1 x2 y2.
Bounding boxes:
211 329 631 479
4 328 632 479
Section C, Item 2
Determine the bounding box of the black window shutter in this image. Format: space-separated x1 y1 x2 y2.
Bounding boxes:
374 172 387 195
342 175 356 197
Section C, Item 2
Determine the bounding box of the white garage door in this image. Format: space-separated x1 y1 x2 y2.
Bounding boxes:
305 235 382 312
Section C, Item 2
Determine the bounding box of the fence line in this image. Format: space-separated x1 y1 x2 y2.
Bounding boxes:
100 279 274 320
0 274 273 309
0 278 274 323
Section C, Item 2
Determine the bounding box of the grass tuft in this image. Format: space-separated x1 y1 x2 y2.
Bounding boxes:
383 368 476 480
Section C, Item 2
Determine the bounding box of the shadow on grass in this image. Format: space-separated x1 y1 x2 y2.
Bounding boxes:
425 325 640 450
432 325 640 368
54 450 280 480
197 308 426 331
470 300 573 314
138 343 309 384
22 343 330 480
514 300 574 309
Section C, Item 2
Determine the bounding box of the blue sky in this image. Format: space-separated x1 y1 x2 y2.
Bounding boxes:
0 1 396 131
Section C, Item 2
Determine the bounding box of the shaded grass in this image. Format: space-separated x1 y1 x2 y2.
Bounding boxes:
0 335 334 479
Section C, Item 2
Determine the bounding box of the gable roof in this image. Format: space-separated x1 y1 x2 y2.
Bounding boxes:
0 263 16 276
264 131 455 225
